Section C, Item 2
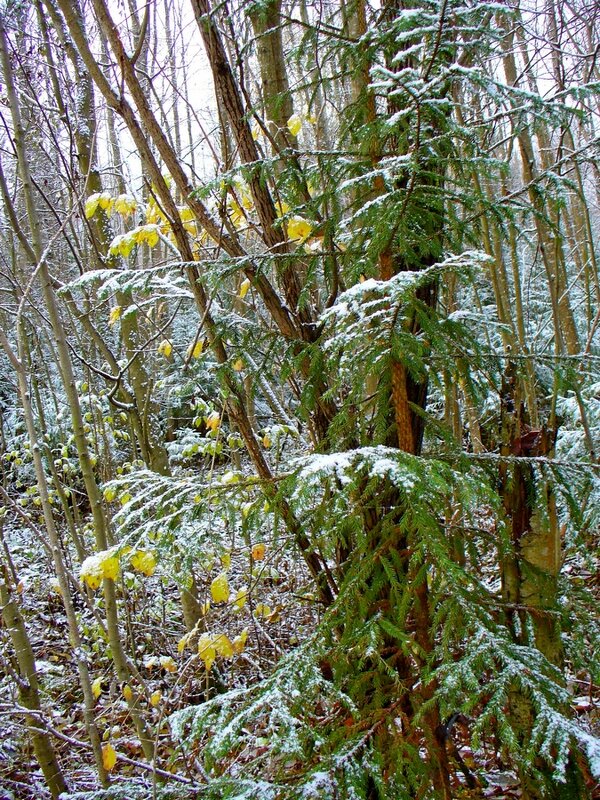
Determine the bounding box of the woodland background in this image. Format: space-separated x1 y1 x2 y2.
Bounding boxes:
0 0 599 798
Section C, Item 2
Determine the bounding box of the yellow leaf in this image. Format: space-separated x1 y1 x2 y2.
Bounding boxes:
262 434 272 448
213 633 234 659
102 743 117 772
275 200 290 217
233 627 248 654
145 201 163 224
210 572 230 604
84 193 101 219
80 549 119 588
233 587 248 610
102 555 120 581
119 236 135 257
238 278 251 299
187 340 203 359
177 634 189 653
92 677 103 700
150 690 161 707
146 228 160 247
179 206 195 223
197 634 216 671
108 306 122 327
119 492 132 505
103 486 117 502
205 411 220 432
98 192 114 212
130 550 156 577
254 602 271 619
80 557 102 590
287 113 302 137
233 358 244 371
159 656 177 673
239 188 253 211
220 552 231 569
251 123 261 141
122 684 133 702
228 199 245 228
136 224 160 247
108 234 135 258
251 543 266 561
287 216 313 242
114 193 137 216
157 339 172 358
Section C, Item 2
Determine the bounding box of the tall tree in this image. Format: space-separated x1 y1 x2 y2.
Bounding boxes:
0 1 598 798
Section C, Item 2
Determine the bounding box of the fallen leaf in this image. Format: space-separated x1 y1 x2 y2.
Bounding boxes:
102 743 117 771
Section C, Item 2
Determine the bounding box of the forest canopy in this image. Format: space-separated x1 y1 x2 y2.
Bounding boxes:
0 0 599 798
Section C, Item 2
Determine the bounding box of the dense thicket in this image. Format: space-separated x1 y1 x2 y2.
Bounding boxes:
0 1 598 798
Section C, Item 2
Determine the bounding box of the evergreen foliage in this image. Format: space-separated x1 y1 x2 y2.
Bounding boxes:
0 0 598 798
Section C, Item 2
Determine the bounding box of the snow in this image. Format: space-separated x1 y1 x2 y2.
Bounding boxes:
293 447 430 499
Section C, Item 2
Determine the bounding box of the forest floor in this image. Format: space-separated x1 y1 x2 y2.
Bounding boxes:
1 518 599 799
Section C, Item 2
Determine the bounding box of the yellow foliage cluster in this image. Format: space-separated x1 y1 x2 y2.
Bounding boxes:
84 192 114 218
80 546 158 588
85 192 138 219
146 193 204 245
80 549 120 589
130 549 157 576
108 224 160 258
113 194 138 217
196 629 248 671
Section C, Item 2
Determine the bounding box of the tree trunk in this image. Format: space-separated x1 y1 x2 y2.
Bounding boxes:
0 549 68 798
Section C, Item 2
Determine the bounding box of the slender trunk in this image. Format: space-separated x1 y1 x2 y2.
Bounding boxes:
0 559 69 799
249 0 295 151
500 23 579 356
499 365 587 799
0 14 154 759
